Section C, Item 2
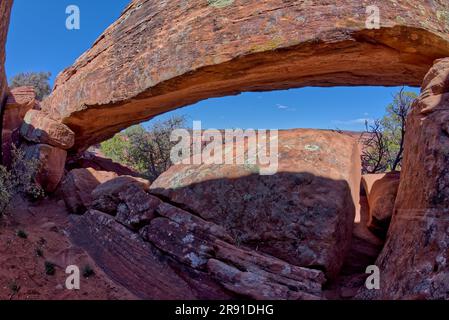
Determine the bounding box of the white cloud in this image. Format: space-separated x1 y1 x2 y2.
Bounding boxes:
276 104 296 111
332 118 375 126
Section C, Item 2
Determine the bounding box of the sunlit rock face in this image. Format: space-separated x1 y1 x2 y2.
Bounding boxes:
2 86 36 166
39 0 449 152
0 0 13 106
358 58 449 300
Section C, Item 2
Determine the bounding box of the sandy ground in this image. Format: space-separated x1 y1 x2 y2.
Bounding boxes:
0 196 136 300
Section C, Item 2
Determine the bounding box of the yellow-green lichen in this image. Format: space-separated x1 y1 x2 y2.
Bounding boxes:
396 16 406 25
207 0 234 9
436 10 449 25
250 36 284 53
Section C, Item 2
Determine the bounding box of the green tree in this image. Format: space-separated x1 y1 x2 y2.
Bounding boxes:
381 89 417 171
0 146 45 215
101 115 187 181
9 72 52 100
99 134 131 165
361 88 417 173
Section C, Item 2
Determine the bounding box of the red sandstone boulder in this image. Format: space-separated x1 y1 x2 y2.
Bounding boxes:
362 172 400 238
151 129 361 279
69 210 206 300
358 58 449 300
61 168 118 214
115 184 161 230
3 87 36 131
206 241 324 300
23 143 67 193
91 176 151 216
1 87 37 166
21 110 75 149
140 200 325 299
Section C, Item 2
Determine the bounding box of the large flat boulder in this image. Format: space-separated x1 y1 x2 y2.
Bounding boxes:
358 58 449 300
40 0 449 151
151 129 361 278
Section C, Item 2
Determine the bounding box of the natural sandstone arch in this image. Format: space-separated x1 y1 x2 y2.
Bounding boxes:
40 0 449 152
0 0 448 300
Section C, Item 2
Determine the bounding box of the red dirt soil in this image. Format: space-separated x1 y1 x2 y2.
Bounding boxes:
0 196 135 300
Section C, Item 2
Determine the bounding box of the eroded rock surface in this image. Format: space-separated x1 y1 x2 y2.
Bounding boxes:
362 172 400 238
39 0 449 151
358 58 449 300
1 0 14 165
69 197 326 299
23 143 67 193
151 129 361 278
91 175 152 216
2 87 37 165
61 168 118 215
21 110 75 149
3 87 37 131
0 0 12 106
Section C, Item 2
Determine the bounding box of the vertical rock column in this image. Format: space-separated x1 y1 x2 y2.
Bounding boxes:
363 58 449 299
0 0 12 106
20 110 75 192
0 0 13 164
2 87 36 166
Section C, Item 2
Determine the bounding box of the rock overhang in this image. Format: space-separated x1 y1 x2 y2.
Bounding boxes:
34 0 449 152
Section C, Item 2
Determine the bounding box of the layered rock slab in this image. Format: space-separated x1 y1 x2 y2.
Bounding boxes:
40 0 449 151
69 202 325 299
151 129 361 278
69 210 203 300
68 176 326 299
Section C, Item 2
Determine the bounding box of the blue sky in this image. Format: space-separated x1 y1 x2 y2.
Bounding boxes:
5 0 420 132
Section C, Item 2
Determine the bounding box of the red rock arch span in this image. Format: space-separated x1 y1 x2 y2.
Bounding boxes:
39 0 449 152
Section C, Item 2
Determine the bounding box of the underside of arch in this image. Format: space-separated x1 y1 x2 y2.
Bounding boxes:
39 0 449 151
